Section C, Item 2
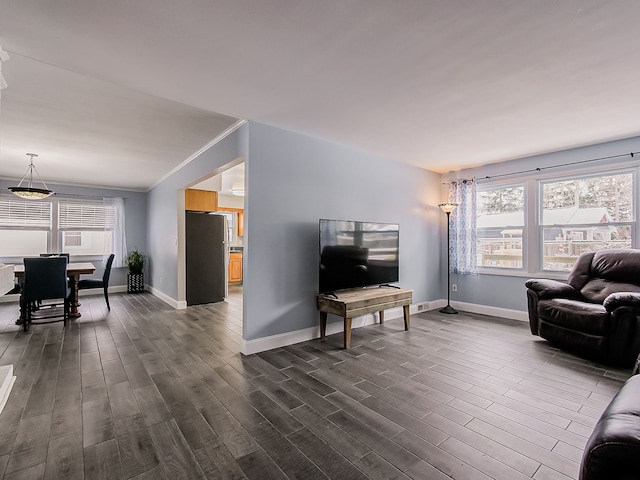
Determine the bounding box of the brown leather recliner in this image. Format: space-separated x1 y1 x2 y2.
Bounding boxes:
580 373 640 479
526 249 640 366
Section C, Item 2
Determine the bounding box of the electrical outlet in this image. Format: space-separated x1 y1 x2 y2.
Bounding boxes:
452 284 457 292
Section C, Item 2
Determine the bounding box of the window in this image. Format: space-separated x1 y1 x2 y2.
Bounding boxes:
0 198 52 257
540 171 634 271
0 196 117 260
476 185 525 269
58 200 115 256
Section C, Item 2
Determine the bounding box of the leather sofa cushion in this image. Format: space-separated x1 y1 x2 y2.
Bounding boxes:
581 279 640 304
592 249 640 284
538 298 608 335
568 251 596 291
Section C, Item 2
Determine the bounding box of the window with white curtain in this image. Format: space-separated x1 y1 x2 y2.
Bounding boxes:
474 167 636 276
0 195 123 261
58 200 115 256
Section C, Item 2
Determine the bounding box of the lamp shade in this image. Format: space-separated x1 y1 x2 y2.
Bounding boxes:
8 186 54 199
8 153 54 200
438 202 458 214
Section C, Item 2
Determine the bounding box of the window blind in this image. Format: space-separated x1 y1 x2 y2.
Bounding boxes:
0 198 52 228
58 201 115 229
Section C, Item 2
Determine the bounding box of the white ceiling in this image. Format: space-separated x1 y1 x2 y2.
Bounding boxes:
193 163 245 197
1 1 640 190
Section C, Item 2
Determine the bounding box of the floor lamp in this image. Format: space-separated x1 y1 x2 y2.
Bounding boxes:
439 202 458 314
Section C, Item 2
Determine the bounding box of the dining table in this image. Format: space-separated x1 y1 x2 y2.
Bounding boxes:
13 262 96 321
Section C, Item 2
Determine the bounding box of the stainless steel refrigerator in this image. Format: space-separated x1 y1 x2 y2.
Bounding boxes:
186 211 229 305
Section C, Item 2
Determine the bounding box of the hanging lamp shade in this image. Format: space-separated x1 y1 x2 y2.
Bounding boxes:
8 153 54 200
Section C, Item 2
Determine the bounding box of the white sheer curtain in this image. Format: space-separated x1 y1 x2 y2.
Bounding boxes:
449 179 478 275
104 197 127 268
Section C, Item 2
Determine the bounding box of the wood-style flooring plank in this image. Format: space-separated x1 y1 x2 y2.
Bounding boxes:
114 414 160 478
44 432 83 480
148 420 205 480
83 437 124 480
4 412 52 475
0 289 632 480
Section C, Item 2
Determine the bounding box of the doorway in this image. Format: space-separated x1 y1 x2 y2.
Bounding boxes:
182 161 245 332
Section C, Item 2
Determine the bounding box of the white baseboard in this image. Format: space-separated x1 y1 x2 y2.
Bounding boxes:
241 303 435 355
241 312 381 355
0 293 19 304
449 300 528 322
0 365 16 414
145 285 185 309
241 299 527 355
78 285 127 296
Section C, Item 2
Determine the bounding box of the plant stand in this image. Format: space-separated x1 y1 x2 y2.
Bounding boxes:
127 273 144 293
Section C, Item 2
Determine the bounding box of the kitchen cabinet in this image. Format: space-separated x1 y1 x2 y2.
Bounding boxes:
237 210 244 237
229 252 243 283
218 207 244 237
185 189 218 212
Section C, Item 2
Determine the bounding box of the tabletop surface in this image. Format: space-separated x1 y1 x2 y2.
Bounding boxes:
13 262 96 274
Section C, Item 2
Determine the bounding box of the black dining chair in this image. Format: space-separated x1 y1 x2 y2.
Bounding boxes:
78 254 115 310
38 253 71 307
40 253 70 259
22 256 71 332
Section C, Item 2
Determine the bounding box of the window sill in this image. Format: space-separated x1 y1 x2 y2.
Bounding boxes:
475 268 569 281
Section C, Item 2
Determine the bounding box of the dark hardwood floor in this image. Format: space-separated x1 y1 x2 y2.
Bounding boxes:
0 286 630 479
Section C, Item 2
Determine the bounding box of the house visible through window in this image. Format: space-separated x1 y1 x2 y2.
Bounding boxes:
476 185 525 269
475 169 636 274
541 171 634 271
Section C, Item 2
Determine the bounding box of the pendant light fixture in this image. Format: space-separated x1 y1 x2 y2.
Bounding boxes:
8 153 54 199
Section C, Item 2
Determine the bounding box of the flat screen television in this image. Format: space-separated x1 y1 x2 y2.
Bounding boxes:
319 219 399 294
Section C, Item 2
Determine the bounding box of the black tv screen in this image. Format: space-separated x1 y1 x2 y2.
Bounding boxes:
319 219 399 293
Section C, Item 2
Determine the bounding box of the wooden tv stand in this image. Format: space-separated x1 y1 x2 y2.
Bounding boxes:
316 286 413 348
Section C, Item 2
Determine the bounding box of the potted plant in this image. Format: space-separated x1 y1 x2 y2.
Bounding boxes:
125 249 147 274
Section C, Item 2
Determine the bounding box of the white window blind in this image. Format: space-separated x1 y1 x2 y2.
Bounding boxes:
58 201 115 229
0 198 52 228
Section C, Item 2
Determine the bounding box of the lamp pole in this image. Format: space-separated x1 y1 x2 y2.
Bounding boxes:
439 203 458 314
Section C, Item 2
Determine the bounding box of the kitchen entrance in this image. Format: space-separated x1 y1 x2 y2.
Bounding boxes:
184 162 245 311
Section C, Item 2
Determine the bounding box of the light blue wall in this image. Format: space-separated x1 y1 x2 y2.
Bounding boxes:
243 122 442 341
146 125 248 300
445 135 640 312
0 180 147 286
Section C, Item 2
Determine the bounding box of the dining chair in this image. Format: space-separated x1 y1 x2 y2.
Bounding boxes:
22 256 71 332
39 253 70 259
37 253 71 307
78 253 115 310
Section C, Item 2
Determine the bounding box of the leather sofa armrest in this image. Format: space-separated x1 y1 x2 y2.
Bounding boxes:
525 279 579 300
604 292 640 312
580 375 640 479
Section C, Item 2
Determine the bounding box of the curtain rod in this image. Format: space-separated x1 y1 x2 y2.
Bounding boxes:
444 151 639 184
53 193 127 200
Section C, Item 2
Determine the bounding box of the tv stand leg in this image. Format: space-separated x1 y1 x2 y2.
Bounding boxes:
344 317 352 348
319 312 327 340
403 305 410 330
379 310 384 324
